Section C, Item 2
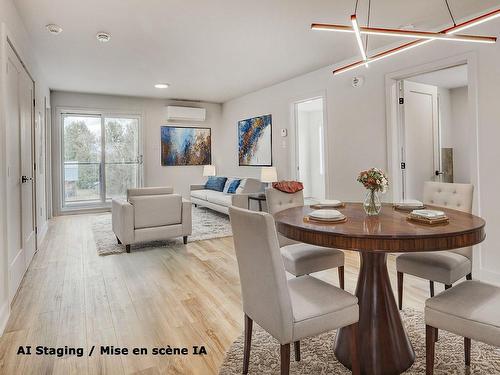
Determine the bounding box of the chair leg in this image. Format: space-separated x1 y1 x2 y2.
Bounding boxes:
426 325 436 375
183 236 188 245
243 315 253 374
280 344 290 375
294 341 300 362
445 284 452 290
464 337 471 366
116 236 122 244
126 245 131 253
466 273 472 281
338 266 345 290
397 272 404 310
349 322 360 375
430 281 435 297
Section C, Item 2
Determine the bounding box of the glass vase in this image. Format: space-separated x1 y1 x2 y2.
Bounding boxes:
363 189 381 216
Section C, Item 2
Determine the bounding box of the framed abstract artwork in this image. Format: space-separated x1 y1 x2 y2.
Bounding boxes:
160 126 211 166
238 114 272 166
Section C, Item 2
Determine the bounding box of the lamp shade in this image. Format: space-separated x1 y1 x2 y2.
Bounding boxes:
260 167 277 183
203 165 216 177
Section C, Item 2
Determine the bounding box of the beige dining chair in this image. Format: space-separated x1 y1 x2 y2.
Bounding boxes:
229 206 360 375
425 280 500 374
397 181 474 310
265 188 346 288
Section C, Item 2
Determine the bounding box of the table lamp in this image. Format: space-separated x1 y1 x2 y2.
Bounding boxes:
203 165 216 177
260 166 277 188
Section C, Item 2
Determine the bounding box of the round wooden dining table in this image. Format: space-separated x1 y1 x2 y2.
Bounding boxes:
274 203 486 375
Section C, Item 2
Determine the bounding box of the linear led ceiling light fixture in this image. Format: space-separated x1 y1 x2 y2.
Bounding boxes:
311 0 499 75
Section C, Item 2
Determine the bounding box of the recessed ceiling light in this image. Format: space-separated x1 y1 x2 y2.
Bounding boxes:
96 32 111 43
46 24 63 35
154 83 170 89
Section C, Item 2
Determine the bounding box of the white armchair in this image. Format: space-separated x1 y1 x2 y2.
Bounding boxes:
112 187 192 253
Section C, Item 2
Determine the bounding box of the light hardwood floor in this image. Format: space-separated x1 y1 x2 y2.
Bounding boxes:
0 214 444 374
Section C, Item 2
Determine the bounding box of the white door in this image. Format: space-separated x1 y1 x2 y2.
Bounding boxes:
295 98 326 200
6 44 36 303
400 80 440 201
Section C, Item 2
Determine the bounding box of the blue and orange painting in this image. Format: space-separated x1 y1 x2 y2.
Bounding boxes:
161 126 211 166
238 114 272 166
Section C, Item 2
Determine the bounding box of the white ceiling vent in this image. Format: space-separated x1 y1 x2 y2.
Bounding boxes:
166 106 206 122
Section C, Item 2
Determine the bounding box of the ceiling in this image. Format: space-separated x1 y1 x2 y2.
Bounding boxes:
14 0 500 102
408 64 468 89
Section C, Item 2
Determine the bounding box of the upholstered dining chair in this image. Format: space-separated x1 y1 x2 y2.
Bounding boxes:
425 280 500 374
229 206 360 375
265 188 346 288
397 181 474 310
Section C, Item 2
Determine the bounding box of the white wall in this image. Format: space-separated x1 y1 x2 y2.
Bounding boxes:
220 19 500 285
0 0 50 334
449 87 470 184
50 91 223 211
437 87 453 149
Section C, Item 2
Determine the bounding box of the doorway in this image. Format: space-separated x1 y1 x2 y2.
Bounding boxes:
396 64 470 201
6 42 36 303
61 112 142 209
294 97 326 200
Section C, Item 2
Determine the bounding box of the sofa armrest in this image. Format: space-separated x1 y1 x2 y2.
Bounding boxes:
182 199 192 235
112 199 135 245
231 193 251 209
190 184 205 191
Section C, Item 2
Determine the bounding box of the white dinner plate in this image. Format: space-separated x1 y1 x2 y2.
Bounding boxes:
309 209 344 220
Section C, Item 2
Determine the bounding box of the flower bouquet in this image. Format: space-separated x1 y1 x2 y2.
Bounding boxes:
357 168 388 215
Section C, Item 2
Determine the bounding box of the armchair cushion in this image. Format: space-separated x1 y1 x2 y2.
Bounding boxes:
129 194 182 229
425 280 500 346
289 275 358 341
396 251 471 285
282 244 345 276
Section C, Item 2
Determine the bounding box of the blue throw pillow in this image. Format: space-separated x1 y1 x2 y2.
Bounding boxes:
205 176 227 192
227 179 241 194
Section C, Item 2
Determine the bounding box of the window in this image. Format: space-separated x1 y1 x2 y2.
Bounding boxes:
62 112 141 208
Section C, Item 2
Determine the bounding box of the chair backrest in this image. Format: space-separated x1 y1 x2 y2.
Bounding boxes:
128 189 182 229
423 181 474 259
265 188 304 247
127 186 174 200
229 206 294 343
265 188 304 215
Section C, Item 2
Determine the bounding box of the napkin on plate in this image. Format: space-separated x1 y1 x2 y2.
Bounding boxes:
411 209 446 219
396 199 424 208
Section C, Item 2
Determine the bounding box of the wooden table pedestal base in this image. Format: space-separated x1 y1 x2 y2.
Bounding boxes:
334 252 415 375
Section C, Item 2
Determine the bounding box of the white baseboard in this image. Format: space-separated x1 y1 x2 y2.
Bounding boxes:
0 300 10 336
37 221 48 245
478 267 500 287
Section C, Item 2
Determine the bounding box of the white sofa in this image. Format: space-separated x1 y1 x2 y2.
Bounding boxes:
112 187 192 253
190 177 262 214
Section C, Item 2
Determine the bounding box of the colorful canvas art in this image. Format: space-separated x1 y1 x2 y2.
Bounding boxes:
238 114 272 166
161 126 211 166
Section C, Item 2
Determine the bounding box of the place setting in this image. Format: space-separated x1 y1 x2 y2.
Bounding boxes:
304 208 347 224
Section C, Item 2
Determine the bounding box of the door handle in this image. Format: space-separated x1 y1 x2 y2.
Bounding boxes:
435 171 444 176
21 176 33 183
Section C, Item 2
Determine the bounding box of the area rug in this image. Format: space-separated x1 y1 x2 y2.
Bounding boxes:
219 309 500 374
92 206 232 255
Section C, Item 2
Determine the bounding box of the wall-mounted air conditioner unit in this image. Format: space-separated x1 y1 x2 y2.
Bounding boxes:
166 106 206 122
